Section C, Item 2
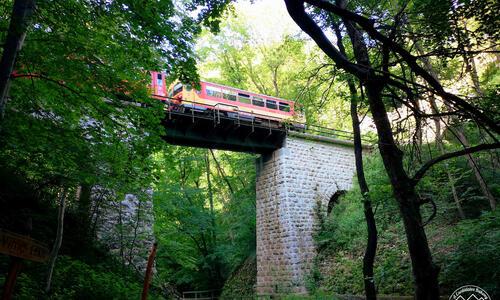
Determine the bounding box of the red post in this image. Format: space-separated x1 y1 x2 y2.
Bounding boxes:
1 257 23 300
141 242 158 300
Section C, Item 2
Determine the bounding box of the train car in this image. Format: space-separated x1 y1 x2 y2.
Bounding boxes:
150 71 305 127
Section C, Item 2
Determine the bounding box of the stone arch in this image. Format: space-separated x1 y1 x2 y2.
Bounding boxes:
327 190 346 215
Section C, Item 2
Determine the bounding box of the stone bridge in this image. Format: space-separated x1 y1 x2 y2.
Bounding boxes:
164 106 363 294
95 104 362 294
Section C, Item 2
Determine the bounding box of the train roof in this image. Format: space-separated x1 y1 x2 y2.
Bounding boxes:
200 80 295 104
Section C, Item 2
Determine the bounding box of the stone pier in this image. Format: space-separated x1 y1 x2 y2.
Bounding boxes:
255 135 357 295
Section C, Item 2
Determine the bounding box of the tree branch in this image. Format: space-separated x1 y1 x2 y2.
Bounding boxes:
283 0 369 79
304 0 500 134
411 142 500 185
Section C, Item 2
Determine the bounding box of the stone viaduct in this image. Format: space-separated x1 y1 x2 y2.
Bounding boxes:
95 106 360 294
164 108 361 294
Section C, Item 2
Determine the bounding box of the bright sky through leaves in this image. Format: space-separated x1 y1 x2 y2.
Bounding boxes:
234 0 303 44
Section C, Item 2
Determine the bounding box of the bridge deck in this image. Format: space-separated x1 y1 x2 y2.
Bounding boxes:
160 99 360 153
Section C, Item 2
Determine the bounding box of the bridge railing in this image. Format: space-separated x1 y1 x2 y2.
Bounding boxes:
295 123 355 140
181 289 220 300
155 95 367 143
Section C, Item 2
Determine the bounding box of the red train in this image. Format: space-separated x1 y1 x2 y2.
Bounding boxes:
150 71 305 127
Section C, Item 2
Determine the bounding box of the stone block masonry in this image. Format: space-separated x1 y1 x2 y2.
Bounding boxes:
91 188 155 274
256 135 357 295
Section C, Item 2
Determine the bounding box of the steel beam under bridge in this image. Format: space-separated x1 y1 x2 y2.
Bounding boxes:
161 109 287 154
160 100 360 153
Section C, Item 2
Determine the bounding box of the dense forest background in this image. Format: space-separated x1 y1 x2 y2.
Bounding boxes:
0 0 499 299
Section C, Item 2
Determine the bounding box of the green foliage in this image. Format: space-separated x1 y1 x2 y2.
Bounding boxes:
10 256 159 300
1 0 498 297
1 0 233 297
152 148 256 291
311 149 499 296
439 210 500 297
0 0 234 189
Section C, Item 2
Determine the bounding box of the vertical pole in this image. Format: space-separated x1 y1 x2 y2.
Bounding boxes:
141 242 158 300
1 257 22 300
213 106 216 127
237 107 240 126
2 217 32 300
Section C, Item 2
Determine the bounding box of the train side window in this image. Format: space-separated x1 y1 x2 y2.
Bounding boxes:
157 73 163 86
206 86 222 98
223 91 237 101
252 96 265 107
238 93 251 104
279 102 290 112
266 100 277 109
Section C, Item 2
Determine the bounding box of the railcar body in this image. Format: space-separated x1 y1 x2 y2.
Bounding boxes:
150 71 305 127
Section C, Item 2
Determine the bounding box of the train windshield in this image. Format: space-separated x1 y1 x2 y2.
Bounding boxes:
157 73 163 86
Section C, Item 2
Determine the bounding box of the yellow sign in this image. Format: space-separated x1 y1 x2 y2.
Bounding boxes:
0 229 50 262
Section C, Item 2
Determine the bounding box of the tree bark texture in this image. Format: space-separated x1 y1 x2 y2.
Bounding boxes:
0 0 35 118
366 81 440 299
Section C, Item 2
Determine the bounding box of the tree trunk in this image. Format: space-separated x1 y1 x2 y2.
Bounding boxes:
45 188 67 293
350 87 378 300
436 138 465 219
454 129 496 210
205 150 216 243
205 150 223 288
210 149 234 195
365 80 440 299
141 242 158 300
0 0 35 118
465 51 484 97
429 95 465 219
332 19 378 299
339 5 440 297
